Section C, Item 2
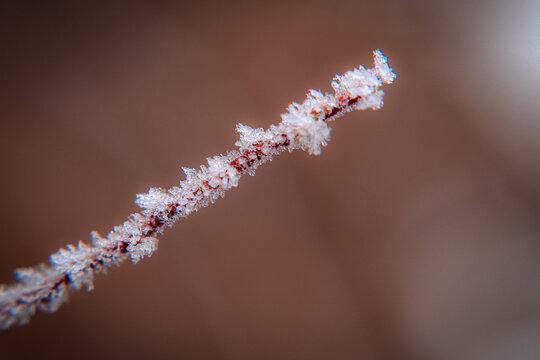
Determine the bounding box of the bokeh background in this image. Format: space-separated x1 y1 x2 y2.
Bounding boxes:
1 1 539 359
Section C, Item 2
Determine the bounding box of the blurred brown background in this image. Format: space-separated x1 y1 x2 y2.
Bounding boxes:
1 0 539 359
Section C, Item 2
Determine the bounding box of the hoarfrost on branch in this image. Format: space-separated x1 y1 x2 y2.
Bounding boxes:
0 50 396 329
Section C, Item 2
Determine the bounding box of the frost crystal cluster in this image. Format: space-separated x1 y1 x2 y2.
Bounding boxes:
0 50 396 329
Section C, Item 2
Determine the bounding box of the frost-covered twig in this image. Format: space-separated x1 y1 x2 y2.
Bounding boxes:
0 50 396 330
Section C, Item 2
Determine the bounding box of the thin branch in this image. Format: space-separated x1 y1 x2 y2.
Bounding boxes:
0 50 396 330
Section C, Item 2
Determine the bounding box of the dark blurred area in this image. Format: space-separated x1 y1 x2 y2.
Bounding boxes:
1 0 539 359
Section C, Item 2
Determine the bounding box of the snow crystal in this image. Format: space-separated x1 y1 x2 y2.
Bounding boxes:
127 237 158 263
49 241 96 291
373 49 396 84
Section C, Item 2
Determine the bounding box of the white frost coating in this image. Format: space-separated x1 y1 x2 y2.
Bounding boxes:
0 50 396 330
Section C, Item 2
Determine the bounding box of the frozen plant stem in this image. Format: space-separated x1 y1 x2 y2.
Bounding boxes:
0 50 396 330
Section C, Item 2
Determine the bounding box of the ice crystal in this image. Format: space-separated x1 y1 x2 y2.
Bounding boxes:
0 50 396 329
